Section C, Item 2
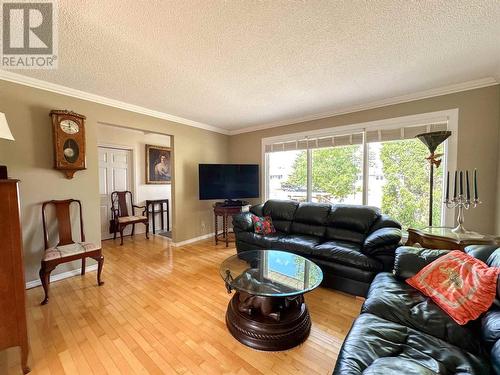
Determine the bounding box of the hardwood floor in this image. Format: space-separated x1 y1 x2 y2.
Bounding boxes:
0 236 362 375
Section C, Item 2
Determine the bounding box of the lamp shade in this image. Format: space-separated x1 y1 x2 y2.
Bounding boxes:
416 131 451 153
0 112 14 141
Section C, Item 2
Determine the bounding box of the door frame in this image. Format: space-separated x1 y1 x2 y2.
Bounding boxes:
96 126 175 243
98 144 136 240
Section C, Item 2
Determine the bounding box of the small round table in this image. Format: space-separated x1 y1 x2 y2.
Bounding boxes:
220 250 323 351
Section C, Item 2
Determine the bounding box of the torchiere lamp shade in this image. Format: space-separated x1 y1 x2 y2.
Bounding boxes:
416 129 452 227
416 131 451 153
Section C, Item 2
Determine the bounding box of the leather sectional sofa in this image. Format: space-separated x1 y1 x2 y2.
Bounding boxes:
333 245 500 374
233 199 402 296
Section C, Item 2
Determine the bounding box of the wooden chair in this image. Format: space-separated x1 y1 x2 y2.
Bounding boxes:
111 191 149 245
39 199 104 305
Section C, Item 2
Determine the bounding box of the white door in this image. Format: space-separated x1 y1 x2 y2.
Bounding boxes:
99 147 133 240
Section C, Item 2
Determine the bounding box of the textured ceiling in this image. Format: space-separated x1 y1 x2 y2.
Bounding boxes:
6 0 500 131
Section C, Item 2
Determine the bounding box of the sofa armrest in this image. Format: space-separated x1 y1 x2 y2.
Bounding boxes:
232 212 254 233
250 203 264 216
393 246 450 280
464 245 499 262
363 227 402 256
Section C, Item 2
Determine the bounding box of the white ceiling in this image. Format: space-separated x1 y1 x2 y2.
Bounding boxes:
4 0 500 133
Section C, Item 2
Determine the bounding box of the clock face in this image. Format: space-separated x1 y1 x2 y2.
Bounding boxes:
60 119 79 134
63 138 80 163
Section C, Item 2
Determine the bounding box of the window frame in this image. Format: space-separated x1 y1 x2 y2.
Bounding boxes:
262 109 459 227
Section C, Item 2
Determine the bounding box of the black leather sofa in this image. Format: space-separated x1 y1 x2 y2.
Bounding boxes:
333 245 500 375
233 199 402 297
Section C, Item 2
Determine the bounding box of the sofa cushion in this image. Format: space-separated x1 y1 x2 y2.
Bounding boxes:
492 340 500 375
368 213 402 232
333 313 490 375
406 250 500 325
235 232 285 249
278 234 321 255
251 215 276 235
325 205 380 244
362 273 484 355
482 309 500 348
363 227 402 255
361 358 438 375
311 257 377 284
327 204 380 233
312 241 383 272
393 247 450 280
262 200 298 233
293 202 331 224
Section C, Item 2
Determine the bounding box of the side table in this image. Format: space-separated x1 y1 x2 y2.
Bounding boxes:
406 227 500 251
214 203 250 247
146 199 170 234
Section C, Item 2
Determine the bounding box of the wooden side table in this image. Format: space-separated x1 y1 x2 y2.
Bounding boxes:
214 203 250 247
146 199 170 234
406 227 500 251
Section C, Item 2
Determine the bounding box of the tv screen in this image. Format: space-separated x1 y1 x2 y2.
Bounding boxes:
199 164 259 200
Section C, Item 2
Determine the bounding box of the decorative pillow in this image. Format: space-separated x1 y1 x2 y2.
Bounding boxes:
251 215 276 235
406 250 500 325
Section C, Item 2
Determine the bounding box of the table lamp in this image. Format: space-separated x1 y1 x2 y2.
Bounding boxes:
416 130 452 226
0 112 15 179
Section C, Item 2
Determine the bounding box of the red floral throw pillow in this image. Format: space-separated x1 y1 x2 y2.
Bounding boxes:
251 215 276 235
407 250 500 325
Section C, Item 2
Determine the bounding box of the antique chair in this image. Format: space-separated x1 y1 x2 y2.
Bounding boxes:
111 191 149 245
40 199 104 305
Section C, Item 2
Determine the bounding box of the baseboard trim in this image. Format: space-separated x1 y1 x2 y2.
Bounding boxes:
25 264 98 289
174 232 215 247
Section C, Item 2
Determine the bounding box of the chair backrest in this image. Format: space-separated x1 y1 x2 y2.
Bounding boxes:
111 191 134 218
42 199 84 249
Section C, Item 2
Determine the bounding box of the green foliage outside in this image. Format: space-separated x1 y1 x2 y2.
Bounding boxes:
285 146 361 200
283 140 443 229
380 140 443 229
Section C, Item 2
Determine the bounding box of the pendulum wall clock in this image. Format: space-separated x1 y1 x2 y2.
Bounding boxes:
49 110 87 179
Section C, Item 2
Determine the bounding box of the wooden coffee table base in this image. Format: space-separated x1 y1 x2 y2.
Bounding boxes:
225 291 312 351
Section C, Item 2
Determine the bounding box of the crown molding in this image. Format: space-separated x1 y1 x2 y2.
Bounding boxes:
0 70 230 135
1 70 497 137
228 77 499 135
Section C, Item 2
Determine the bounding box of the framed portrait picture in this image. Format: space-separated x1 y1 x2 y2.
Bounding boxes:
146 144 172 184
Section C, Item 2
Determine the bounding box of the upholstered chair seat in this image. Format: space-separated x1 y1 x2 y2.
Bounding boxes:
118 215 148 224
43 242 101 261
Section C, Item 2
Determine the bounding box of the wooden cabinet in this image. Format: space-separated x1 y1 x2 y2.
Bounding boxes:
0 180 30 374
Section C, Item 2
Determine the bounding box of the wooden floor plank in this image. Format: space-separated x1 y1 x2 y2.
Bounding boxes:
2 236 362 374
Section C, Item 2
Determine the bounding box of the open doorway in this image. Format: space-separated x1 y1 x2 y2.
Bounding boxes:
97 124 173 243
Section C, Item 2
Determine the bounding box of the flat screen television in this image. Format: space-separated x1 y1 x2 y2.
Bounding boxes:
199 164 259 201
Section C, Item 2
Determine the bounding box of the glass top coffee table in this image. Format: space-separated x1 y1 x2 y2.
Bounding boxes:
220 250 323 351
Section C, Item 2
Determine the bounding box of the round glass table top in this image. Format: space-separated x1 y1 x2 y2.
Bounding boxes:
220 250 323 297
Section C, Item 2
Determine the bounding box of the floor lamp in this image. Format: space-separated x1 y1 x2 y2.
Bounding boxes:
416 130 451 227
0 112 15 179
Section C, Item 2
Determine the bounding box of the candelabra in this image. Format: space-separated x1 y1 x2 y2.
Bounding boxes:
444 195 480 234
444 169 480 234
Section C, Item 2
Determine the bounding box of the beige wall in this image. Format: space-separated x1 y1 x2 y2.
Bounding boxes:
0 80 229 283
497 90 500 234
230 85 500 234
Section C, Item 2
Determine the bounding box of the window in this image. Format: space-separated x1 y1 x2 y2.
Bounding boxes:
311 144 363 204
264 112 457 229
367 139 444 229
268 150 307 201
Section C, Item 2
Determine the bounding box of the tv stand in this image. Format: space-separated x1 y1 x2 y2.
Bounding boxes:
223 199 248 207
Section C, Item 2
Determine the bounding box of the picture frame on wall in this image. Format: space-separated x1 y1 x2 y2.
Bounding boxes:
146 144 172 184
